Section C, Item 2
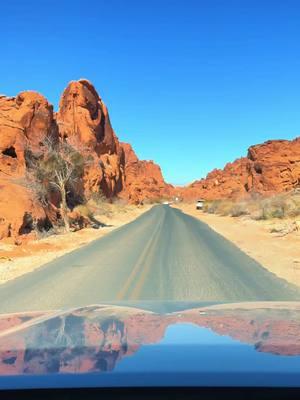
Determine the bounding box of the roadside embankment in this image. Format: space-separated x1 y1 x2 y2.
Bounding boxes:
173 203 300 287
0 204 151 284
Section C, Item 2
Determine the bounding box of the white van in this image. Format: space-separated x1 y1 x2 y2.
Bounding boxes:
196 199 204 210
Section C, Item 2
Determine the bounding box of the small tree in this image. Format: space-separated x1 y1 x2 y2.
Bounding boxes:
27 139 85 231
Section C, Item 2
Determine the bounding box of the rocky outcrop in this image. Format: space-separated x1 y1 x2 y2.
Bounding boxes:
247 139 300 193
120 143 173 204
180 138 300 201
57 79 125 199
0 92 57 240
0 80 171 240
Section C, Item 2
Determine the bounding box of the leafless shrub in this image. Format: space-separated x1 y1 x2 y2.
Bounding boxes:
230 202 249 217
25 138 86 232
73 204 94 219
203 200 221 214
203 191 300 221
87 190 113 218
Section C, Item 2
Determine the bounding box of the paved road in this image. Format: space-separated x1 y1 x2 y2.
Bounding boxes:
0 205 299 313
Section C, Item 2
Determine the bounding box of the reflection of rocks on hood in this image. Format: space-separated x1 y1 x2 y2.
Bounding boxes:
0 305 299 375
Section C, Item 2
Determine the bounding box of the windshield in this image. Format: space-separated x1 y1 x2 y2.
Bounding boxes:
0 0 300 387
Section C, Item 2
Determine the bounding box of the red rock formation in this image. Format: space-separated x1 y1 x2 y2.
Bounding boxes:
0 92 56 172
0 80 171 239
180 138 300 201
120 142 174 204
0 92 57 240
1 79 299 240
57 79 125 198
247 139 300 193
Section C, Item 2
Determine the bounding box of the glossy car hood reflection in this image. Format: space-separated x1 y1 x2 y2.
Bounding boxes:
0 302 299 376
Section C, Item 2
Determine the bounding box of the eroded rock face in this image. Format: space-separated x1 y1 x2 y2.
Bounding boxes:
0 92 56 174
180 138 300 201
247 139 300 193
0 92 57 240
0 181 47 241
57 79 125 199
120 143 173 204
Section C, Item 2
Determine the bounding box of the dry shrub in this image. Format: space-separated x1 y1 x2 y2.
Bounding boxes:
230 202 249 217
203 200 235 216
260 196 285 219
87 192 112 218
203 190 300 220
216 200 235 216
73 204 94 219
70 204 104 230
87 196 133 219
203 200 221 214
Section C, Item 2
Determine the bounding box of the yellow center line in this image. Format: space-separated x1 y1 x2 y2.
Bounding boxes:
115 218 163 301
128 228 163 300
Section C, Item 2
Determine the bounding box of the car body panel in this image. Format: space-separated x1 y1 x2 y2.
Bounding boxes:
0 302 299 389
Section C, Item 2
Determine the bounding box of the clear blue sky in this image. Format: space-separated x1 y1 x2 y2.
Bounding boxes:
1 0 300 184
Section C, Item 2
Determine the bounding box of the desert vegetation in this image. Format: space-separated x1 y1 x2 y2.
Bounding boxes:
21 137 134 237
203 190 300 220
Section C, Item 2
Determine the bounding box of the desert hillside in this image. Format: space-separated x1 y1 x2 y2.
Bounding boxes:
179 138 300 200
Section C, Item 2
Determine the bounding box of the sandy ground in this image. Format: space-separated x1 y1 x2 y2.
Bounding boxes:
173 203 300 287
0 205 150 284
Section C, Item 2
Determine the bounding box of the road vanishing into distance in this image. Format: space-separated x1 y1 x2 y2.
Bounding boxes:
0 205 299 313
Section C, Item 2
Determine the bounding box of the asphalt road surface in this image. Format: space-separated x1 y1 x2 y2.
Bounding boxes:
0 205 299 313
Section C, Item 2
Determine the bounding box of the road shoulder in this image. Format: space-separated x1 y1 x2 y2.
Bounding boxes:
173 203 300 288
0 205 151 285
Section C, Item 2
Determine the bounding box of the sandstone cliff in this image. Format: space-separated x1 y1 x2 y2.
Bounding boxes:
120 142 173 204
0 92 57 240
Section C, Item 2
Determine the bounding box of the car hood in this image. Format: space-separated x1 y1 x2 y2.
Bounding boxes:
0 301 299 388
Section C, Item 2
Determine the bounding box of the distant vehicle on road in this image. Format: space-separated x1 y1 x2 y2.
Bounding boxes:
196 199 205 210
